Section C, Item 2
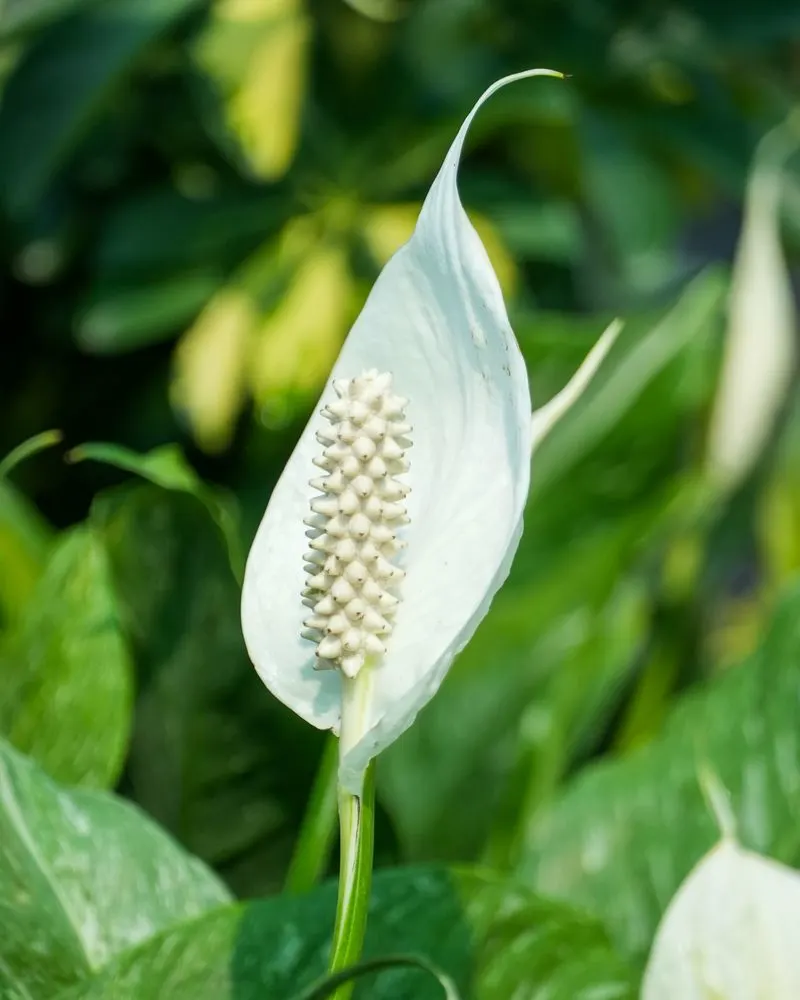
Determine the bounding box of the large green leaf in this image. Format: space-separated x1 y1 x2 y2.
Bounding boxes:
0 0 91 40
69 442 243 577
0 0 203 215
92 485 321 895
92 186 280 276
0 737 230 1000
192 0 309 182
74 272 219 355
518 580 800 964
0 526 132 788
579 112 681 302
0 479 53 629
380 533 651 862
379 275 725 864
56 867 635 1000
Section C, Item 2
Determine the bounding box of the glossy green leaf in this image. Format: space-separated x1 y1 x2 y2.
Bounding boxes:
525 270 725 502
75 273 219 355
192 0 309 181
296 956 460 1000
0 527 132 788
92 485 320 896
0 0 204 215
0 0 88 39
579 112 681 300
93 187 280 277
518 581 800 963
379 277 724 864
284 735 339 893
0 480 53 628
470 200 581 265
381 528 652 862
56 867 635 1000
0 736 231 1000
68 442 243 579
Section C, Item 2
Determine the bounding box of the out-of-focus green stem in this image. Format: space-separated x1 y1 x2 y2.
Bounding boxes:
284 734 340 895
0 429 62 479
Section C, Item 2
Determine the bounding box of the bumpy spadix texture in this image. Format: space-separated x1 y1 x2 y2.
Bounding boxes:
301 371 411 678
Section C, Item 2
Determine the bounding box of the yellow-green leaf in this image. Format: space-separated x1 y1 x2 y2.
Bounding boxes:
248 243 353 425
0 481 53 628
195 0 310 180
171 287 257 452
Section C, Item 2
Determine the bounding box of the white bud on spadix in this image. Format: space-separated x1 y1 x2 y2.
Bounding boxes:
301 370 411 678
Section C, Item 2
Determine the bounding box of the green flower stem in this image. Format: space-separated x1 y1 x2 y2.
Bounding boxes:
327 670 377 999
284 734 340 894
327 763 375 998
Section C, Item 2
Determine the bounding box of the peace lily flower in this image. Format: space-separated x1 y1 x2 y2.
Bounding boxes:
642 837 800 1000
241 69 618 796
707 115 798 496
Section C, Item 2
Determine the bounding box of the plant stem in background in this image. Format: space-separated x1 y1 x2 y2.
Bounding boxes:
0 430 62 479
327 759 376 1000
284 734 340 894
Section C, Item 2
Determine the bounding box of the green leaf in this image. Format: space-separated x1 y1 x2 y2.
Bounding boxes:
92 485 321 896
284 735 339 894
67 442 243 579
518 581 800 964
296 956 460 1000
0 0 204 216
579 112 681 301
379 276 725 864
94 186 281 277
192 0 309 181
0 480 53 628
0 0 89 40
74 272 219 355
0 527 132 788
490 199 582 265
0 736 231 1000
524 269 726 502
381 531 651 862
55 867 635 1000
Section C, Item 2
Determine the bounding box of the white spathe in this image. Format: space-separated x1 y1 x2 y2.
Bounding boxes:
242 69 612 793
707 121 797 494
642 838 800 1000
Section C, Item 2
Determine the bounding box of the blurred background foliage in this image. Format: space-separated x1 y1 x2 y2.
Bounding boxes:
2 0 800 976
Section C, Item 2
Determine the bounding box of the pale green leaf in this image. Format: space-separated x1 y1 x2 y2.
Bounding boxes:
0 737 231 1000
0 527 132 788
519 582 800 963
55 868 635 1000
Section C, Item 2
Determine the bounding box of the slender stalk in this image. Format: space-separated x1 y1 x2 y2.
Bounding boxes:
327 761 375 998
327 668 377 999
284 734 340 894
0 429 62 479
